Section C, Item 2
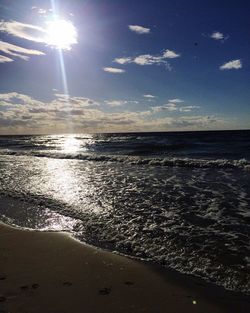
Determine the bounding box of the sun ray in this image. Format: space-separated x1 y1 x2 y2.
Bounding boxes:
48 0 77 133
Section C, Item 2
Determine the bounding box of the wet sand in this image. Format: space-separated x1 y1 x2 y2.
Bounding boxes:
0 222 249 313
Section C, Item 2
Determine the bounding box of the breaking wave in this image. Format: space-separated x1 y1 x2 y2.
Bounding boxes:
0 149 249 170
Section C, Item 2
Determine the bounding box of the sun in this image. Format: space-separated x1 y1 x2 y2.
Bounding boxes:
45 19 77 50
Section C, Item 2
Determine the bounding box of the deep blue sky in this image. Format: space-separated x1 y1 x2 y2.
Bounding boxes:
0 0 249 134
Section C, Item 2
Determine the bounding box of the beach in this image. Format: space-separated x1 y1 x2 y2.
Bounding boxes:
0 0 249 310
0 221 249 313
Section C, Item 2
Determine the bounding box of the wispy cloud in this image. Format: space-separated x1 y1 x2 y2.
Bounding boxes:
0 40 45 61
168 98 183 103
113 49 180 70
0 54 13 63
105 100 128 106
53 93 99 107
0 20 46 43
103 67 125 73
144 94 155 98
133 54 165 65
151 101 200 113
220 59 242 70
105 99 139 106
152 103 178 112
179 105 200 112
38 8 47 14
0 20 47 63
128 25 150 34
31 6 48 14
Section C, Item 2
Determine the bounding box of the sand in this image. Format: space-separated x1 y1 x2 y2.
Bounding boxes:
0 222 249 313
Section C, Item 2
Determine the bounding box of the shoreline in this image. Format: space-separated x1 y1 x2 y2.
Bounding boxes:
0 221 249 313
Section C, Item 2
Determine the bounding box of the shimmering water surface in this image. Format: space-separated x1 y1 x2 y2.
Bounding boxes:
0 130 249 294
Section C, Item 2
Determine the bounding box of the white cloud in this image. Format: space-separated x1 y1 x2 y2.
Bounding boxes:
168 98 184 103
105 100 140 106
113 49 180 70
0 20 47 63
31 7 47 14
166 103 178 111
133 54 161 65
152 102 200 113
0 92 148 132
203 31 229 42
53 93 99 107
127 54 171 70
211 32 224 40
206 31 229 43
38 8 47 14
103 67 125 73
163 49 180 58
0 92 44 103
0 21 46 43
0 40 45 61
220 59 242 70
128 25 150 34
113 57 132 64
54 93 70 99
0 55 13 63
179 105 200 112
105 100 128 106
144 94 155 98
152 103 178 112
0 92 228 133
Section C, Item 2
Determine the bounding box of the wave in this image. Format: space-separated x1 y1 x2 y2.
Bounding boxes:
0 149 249 170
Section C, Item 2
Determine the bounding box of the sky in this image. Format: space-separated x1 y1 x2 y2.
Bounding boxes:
0 0 249 134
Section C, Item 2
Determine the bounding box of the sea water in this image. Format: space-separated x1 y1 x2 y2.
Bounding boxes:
0 130 249 294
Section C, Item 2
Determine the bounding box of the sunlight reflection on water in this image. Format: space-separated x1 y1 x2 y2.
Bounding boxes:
45 158 81 205
39 210 79 232
61 136 82 152
43 156 105 217
57 134 94 153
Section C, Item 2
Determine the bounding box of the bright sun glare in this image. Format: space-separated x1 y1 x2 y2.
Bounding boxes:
45 19 77 50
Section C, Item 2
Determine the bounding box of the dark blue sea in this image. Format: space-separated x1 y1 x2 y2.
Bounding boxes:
0 130 249 294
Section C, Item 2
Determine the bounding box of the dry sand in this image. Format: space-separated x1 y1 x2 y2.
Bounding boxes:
0 222 249 313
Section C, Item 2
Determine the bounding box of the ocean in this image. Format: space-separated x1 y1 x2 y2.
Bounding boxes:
0 130 249 294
